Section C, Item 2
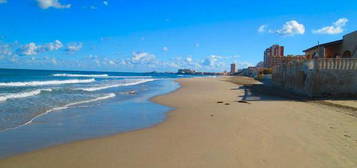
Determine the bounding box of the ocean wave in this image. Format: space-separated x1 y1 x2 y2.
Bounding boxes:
0 79 95 87
1 93 116 132
76 79 156 92
53 73 152 79
53 73 109 78
0 89 52 102
109 76 153 79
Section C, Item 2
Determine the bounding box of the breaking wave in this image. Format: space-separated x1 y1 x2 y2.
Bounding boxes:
53 74 109 78
0 79 95 87
1 93 116 132
53 73 152 79
0 89 52 102
76 79 156 92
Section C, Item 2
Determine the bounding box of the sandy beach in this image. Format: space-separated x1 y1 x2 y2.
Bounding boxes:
1 77 357 168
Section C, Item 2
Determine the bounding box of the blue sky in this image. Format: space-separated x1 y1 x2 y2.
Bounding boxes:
0 0 356 72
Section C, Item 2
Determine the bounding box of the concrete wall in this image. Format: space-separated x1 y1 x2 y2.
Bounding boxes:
272 59 357 97
307 70 357 97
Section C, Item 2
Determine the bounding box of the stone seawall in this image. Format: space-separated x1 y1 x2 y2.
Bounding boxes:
272 59 357 97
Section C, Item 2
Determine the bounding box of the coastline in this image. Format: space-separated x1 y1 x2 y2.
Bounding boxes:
1 77 357 168
0 79 179 159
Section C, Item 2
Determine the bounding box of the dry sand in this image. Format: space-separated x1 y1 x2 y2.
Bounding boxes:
1 77 357 168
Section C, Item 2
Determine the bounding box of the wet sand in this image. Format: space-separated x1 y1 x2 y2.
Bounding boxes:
1 77 357 168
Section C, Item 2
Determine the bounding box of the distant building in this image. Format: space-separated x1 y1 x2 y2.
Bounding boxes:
303 31 357 59
177 69 196 74
230 64 236 74
264 44 306 68
264 45 284 68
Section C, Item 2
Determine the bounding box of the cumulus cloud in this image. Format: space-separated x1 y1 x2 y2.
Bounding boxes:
237 62 254 69
312 18 348 35
42 40 63 51
257 25 267 33
0 44 13 57
51 58 57 64
276 20 305 36
18 42 39 56
36 0 71 9
103 1 109 6
201 55 224 67
170 56 201 69
162 46 169 52
66 42 83 52
17 40 64 56
129 52 156 64
0 0 7 4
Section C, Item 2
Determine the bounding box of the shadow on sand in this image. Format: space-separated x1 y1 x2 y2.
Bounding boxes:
227 76 357 117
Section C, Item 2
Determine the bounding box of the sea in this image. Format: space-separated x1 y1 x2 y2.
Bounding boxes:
0 68 204 158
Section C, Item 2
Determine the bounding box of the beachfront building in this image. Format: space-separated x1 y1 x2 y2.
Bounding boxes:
230 63 236 74
264 45 284 68
272 30 357 97
264 45 306 68
303 31 357 59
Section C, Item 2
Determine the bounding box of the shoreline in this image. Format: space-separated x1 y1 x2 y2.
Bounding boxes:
1 77 357 168
0 79 180 159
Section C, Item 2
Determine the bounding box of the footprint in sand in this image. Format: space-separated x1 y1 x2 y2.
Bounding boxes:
344 134 351 138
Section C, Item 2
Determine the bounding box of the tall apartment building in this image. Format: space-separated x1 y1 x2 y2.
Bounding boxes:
264 45 285 68
230 63 236 74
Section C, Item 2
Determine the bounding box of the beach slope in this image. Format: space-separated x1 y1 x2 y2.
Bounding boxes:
0 77 357 168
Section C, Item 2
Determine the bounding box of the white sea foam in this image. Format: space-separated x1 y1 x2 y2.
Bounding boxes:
53 73 152 79
0 79 95 87
0 89 52 102
109 76 153 79
53 73 109 78
1 93 116 132
76 79 156 92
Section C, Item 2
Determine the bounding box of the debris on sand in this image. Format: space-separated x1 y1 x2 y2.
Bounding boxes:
238 100 250 104
217 101 224 104
224 103 230 105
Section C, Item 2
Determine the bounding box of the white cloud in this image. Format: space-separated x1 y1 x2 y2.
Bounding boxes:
66 43 83 52
103 1 109 6
51 58 57 64
0 0 7 4
36 0 71 9
312 18 348 35
18 42 39 56
17 40 64 56
162 46 169 52
130 52 156 64
258 25 267 33
276 20 305 36
42 40 63 51
202 55 223 67
176 56 201 69
237 62 254 69
0 44 13 57
108 60 116 65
